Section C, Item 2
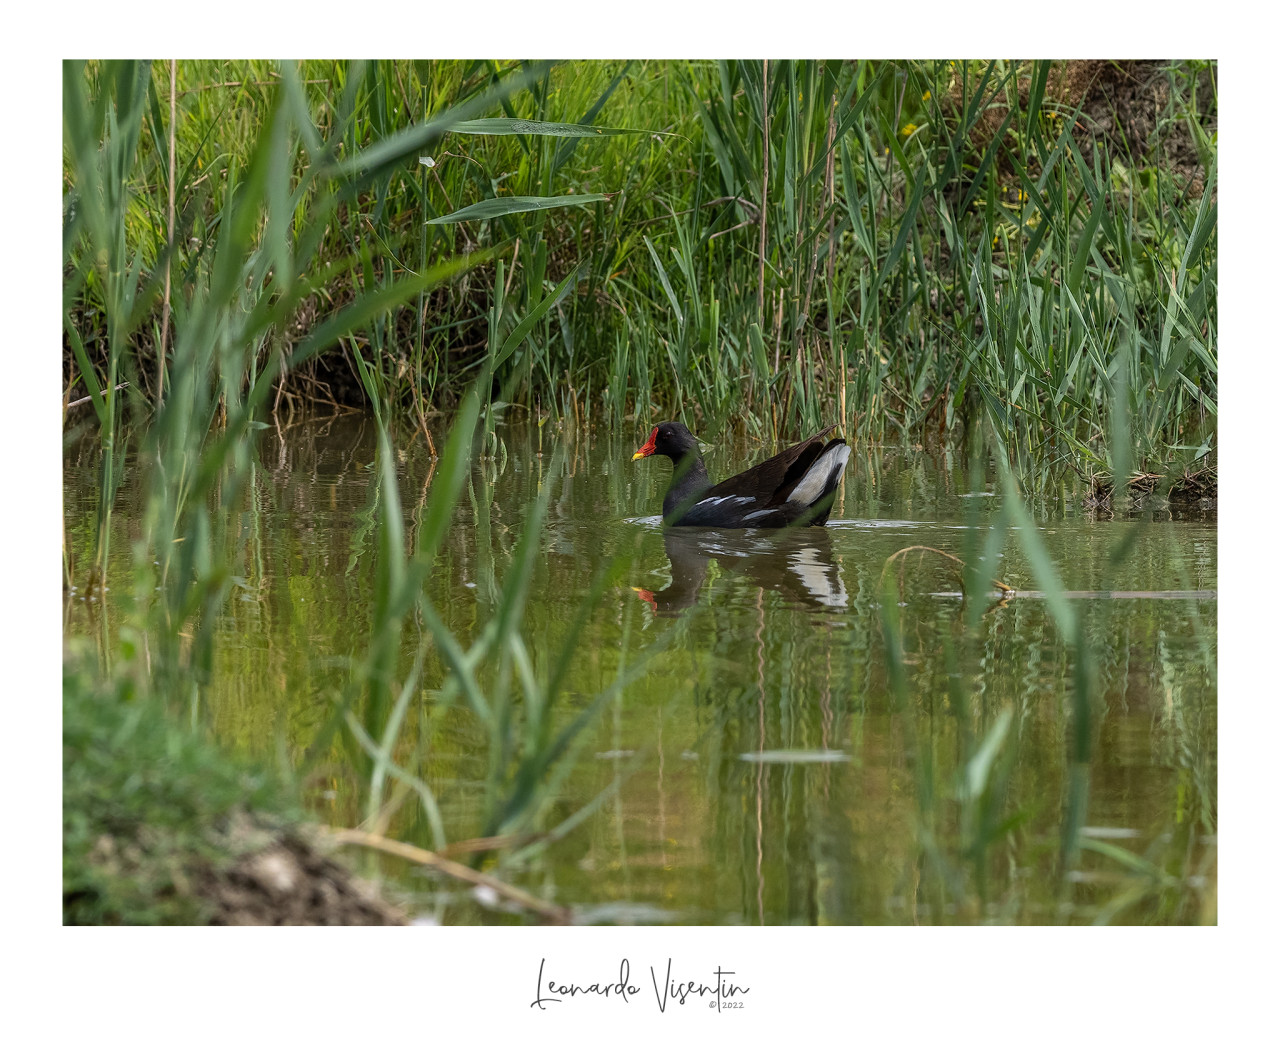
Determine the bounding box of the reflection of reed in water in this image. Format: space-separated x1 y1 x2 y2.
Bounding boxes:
634 527 848 616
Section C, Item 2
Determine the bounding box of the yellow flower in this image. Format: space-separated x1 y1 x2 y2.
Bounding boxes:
921 90 931 102
900 122 918 137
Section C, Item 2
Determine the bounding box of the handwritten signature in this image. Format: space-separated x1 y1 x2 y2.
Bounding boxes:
531 958 749 1012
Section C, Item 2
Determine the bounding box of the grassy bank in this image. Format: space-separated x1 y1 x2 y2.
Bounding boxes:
65 59 1215 493
63 645 406 924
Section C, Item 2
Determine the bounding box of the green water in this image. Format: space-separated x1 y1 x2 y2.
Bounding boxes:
63 416 1217 924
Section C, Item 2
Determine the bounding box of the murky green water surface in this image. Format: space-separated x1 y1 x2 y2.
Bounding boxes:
64 417 1217 924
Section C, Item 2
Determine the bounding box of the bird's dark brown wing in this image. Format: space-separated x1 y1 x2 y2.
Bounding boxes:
702 427 836 505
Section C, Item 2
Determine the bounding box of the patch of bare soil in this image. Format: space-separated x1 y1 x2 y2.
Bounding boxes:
1063 59 1214 194
201 813 406 926
949 59 1214 195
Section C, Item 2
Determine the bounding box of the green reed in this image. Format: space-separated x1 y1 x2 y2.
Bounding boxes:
66 60 1215 496
65 60 494 692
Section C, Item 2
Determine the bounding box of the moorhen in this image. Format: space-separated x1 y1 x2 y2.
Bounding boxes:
632 421 850 528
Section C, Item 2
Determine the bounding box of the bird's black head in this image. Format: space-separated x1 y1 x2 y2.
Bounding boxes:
632 421 699 462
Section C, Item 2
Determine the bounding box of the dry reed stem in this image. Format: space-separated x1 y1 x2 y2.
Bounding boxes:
327 828 572 923
437 833 541 858
184 77 330 93
67 382 130 411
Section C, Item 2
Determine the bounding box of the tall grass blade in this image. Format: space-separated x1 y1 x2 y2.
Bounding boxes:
427 194 606 224
448 118 644 137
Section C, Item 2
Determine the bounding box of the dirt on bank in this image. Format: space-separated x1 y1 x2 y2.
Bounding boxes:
1069 59 1214 195
957 59 1215 196
200 814 406 926
63 666 412 926
75 810 408 926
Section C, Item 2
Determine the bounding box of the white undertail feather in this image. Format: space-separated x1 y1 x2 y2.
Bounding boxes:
786 444 851 505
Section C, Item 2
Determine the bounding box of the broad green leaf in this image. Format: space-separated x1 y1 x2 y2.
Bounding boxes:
1179 373 1216 415
416 388 481 567
448 118 643 138
1067 196 1105 299
871 172 926 301
65 320 106 425
427 193 606 224
287 251 491 371
1178 155 1217 288
996 451 1075 638
644 234 684 327
748 321 769 376
493 265 581 369
1158 336 1194 391
1080 838 1170 882
963 708 1013 800
325 63 552 178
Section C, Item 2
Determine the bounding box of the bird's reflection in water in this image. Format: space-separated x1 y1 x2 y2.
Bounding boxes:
634 527 848 617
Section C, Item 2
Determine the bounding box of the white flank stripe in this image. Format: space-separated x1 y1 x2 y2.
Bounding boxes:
697 494 754 507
